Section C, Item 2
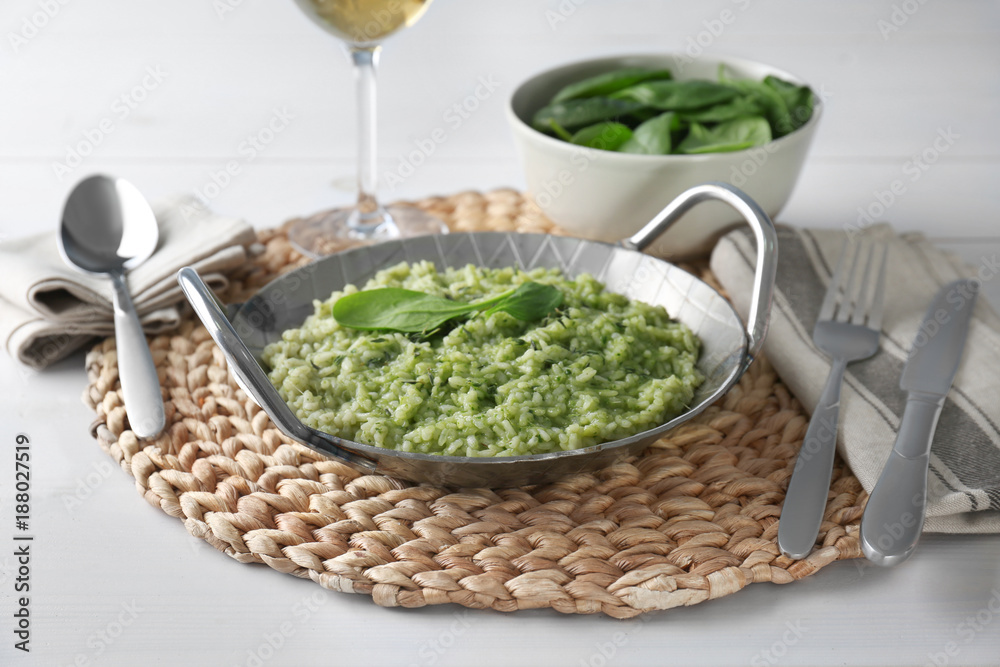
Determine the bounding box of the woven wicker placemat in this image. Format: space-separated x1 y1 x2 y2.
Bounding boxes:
83 189 865 618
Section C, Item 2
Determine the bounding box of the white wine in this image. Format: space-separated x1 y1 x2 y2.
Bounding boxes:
285 0 450 251
295 0 432 45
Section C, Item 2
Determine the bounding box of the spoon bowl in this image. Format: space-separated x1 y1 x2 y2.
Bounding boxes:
59 174 165 438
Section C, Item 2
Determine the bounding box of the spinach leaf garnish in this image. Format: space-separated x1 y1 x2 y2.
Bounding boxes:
332 282 564 334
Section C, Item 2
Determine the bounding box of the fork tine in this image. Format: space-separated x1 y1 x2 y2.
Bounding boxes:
818 239 850 321
851 243 876 326
865 243 889 330
835 241 864 322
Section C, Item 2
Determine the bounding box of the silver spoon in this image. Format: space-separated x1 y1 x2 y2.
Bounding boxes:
59 175 165 438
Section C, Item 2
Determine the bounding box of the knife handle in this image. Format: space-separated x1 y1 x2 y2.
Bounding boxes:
860 393 943 566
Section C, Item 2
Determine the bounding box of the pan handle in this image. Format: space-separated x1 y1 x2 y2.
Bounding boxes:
622 181 777 365
176 267 378 473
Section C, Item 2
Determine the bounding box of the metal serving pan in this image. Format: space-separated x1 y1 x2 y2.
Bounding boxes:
178 182 776 487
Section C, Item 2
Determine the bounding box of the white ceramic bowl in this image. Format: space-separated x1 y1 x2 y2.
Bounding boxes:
507 53 821 258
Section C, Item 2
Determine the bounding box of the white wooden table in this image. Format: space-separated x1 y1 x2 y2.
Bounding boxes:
1 2 999 665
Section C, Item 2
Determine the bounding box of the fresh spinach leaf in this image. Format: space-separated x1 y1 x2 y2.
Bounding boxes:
552 67 673 103
764 75 813 134
570 121 634 150
717 68 813 138
530 65 814 155
546 119 574 142
725 79 790 136
677 117 772 154
625 107 663 123
532 97 647 133
332 282 564 334
618 112 678 155
483 282 564 321
679 95 762 123
610 80 739 111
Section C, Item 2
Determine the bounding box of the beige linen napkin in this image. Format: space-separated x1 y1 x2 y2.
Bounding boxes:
1 195 256 369
711 223 1000 533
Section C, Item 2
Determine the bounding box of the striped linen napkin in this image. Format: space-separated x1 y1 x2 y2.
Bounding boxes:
710 223 1000 533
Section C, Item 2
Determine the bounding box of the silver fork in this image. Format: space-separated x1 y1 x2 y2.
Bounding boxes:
778 238 888 560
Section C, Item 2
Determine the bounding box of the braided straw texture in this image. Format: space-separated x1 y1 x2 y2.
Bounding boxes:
83 189 865 618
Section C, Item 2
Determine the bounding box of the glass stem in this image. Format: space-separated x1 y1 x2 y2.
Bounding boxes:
348 45 388 231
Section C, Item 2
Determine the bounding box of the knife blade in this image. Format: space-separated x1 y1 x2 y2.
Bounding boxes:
860 278 979 566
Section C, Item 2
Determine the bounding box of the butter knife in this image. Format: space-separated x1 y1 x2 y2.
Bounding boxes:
860 278 979 566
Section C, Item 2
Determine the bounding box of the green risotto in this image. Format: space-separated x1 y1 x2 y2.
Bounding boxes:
261 261 703 457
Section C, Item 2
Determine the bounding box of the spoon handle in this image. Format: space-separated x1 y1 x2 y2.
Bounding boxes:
110 272 165 439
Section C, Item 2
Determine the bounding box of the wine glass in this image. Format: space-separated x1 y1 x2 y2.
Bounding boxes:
289 0 448 255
